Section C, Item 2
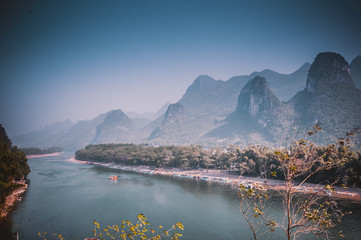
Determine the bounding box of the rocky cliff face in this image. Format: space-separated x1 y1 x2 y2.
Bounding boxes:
305 52 354 93
92 109 136 144
177 64 310 118
231 76 282 121
205 76 293 146
291 52 361 142
12 52 360 148
248 63 311 101
149 103 187 139
226 76 294 136
148 103 215 145
206 53 361 147
161 103 186 125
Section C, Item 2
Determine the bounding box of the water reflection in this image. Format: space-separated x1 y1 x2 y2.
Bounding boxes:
8 155 361 240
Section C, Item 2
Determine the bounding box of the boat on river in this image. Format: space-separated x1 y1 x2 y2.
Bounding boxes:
108 175 118 180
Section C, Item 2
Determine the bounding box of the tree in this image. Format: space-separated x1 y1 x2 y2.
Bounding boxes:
0 124 30 204
239 125 358 240
39 214 184 240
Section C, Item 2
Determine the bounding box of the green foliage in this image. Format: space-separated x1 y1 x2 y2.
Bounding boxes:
75 140 361 188
239 183 274 239
239 126 358 240
76 144 205 169
39 214 184 240
0 124 30 204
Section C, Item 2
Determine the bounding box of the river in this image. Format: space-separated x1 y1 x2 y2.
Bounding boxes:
7 153 361 240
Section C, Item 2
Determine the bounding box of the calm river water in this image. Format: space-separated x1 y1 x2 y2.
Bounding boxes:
7 153 361 240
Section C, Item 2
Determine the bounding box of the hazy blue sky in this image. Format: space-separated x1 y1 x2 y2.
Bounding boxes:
1 0 361 136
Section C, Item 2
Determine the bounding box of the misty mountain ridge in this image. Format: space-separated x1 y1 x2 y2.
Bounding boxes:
126 102 170 121
12 119 73 148
148 103 217 145
92 109 138 144
54 112 108 151
11 52 361 149
350 55 361 89
183 52 360 147
290 52 361 143
12 101 172 149
177 62 310 117
305 52 354 93
228 76 282 122
149 103 187 140
205 76 294 146
248 62 312 101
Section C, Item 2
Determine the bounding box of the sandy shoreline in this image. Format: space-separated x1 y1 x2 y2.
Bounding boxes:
26 152 63 159
0 181 28 219
72 158 361 202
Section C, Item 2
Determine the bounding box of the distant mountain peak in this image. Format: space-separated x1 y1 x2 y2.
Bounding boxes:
148 103 187 140
297 62 312 71
91 109 136 144
110 109 125 115
104 109 132 125
249 69 276 79
162 103 186 125
290 52 361 143
188 75 216 91
350 54 361 89
234 76 281 118
306 52 353 93
194 74 215 83
209 75 293 144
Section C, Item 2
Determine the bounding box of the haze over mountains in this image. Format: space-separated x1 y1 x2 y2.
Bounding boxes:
351 55 361 89
12 52 361 150
207 75 295 146
177 62 311 117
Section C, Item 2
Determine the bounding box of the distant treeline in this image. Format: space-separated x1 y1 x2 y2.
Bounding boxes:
75 143 361 187
20 146 63 155
0 125 30 204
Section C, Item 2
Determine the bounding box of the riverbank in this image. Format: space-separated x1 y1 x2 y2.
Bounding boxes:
0 180 28 219
71 158 361 202
26 152 63 159
1 152 59 215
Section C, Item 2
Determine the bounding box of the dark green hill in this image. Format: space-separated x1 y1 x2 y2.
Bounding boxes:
0 124 30 204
